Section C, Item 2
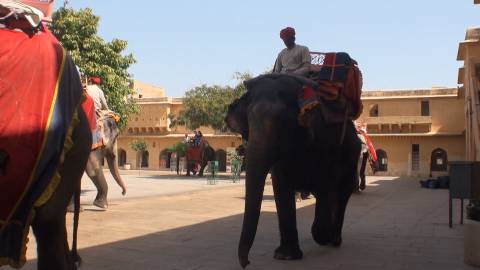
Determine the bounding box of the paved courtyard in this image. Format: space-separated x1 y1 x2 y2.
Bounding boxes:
6 171 477 270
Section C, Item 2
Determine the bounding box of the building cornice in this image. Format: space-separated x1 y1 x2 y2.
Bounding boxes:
368 132 464 137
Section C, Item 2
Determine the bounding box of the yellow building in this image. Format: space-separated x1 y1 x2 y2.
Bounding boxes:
457 26 480 161
118 80 466 177
358 88 465 176
117 80 242 171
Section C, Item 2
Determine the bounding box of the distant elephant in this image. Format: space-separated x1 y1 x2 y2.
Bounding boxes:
355 129 378 192
226 74 361 268
85 112 127 209
0 21 91 270
185 140 215 177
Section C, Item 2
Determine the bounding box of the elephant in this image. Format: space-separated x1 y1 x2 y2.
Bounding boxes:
354 130 378 192
0 19 91 270
85 112 127 209
185 141 215 177
226 74 361 268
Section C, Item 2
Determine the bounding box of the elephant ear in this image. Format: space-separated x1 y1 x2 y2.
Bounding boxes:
226 92 250 140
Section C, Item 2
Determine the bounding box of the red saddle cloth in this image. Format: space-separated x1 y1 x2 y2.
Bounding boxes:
0 26 83 268
298 52 363 124
186 140 204 162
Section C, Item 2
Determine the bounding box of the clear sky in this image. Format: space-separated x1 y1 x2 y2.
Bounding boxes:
54 1 479 97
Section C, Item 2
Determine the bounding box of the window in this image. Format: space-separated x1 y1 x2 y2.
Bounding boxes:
421 101 429 116
412 144 420 171
369 104 379 117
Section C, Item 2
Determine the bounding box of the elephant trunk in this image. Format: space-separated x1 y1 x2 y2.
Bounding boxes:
106 141 127 195
238 144 272 268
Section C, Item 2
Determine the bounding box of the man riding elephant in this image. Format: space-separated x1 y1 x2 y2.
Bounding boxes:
273 27 311 77
83 76 126 209
185 134 215 177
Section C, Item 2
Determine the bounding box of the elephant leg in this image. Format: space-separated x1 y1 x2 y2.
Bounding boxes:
359 153 368 191
198 160 207 177
32 109 91 270
271 166 303 261
33 216 74 270
186 161 191 176
85 153 109 208
311 187 336 246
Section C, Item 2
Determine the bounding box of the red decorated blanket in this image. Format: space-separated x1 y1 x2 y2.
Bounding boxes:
0 26 83 268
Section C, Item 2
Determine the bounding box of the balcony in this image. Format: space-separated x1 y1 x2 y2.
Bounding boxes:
364 116 432 134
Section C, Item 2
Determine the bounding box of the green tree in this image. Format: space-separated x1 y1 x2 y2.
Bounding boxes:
169 72 251 131
167 141 188 157
50 7 137 128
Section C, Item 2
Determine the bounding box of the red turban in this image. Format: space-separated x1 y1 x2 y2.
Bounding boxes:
280 27 295 40
89 77 102 85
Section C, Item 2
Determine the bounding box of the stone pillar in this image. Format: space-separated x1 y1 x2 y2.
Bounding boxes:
464 219 480 266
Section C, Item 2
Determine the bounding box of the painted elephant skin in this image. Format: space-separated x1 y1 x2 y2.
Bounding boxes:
85 114 127 209
226 74 361 268
185 142 215 177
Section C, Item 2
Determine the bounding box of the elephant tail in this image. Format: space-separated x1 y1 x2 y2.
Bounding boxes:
72 180 82 266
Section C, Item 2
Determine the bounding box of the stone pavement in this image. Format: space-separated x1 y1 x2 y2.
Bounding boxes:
6 173 478 270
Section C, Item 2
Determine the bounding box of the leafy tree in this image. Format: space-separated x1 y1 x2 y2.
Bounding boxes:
50 7 137 128
169 72 251 131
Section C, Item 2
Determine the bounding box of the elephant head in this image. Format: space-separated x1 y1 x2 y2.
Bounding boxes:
227 74 361 268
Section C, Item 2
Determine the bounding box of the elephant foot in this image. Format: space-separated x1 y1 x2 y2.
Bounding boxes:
312 230 342 247
312 227 333 246
273 245 303 260
301 192 312 200
359 180 366 191
331 236 342 247
93 199 108 209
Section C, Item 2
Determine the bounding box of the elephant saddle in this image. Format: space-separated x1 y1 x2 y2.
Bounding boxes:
0 26 83 268
298 52 363 125
186 140 205 162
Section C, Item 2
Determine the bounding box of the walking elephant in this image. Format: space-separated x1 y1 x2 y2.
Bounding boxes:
85 112 127 209
226 74 361 268
0 14 91 270
185 140 215 177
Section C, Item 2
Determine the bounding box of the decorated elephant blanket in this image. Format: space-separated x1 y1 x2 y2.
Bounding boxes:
186 140 205 162
298 52 363 125
0 26 83 268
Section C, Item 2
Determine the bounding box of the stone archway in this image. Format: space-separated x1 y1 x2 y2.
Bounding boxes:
118 148 127 167
376 149 388 171
430 148 448 172
141 150 149 168
215 149 227 172
159 149 172 169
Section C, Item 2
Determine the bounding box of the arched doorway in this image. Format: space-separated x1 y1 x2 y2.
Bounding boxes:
215 149 227 172
141 151 149 168
159 149 172 169
376 149 388 171
430 148 448 172
118 148 127 167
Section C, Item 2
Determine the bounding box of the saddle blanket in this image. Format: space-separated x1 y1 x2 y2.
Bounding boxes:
0 26 83 268
298 52 363 125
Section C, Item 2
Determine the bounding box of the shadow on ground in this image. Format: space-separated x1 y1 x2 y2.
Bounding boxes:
18 176 475 270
